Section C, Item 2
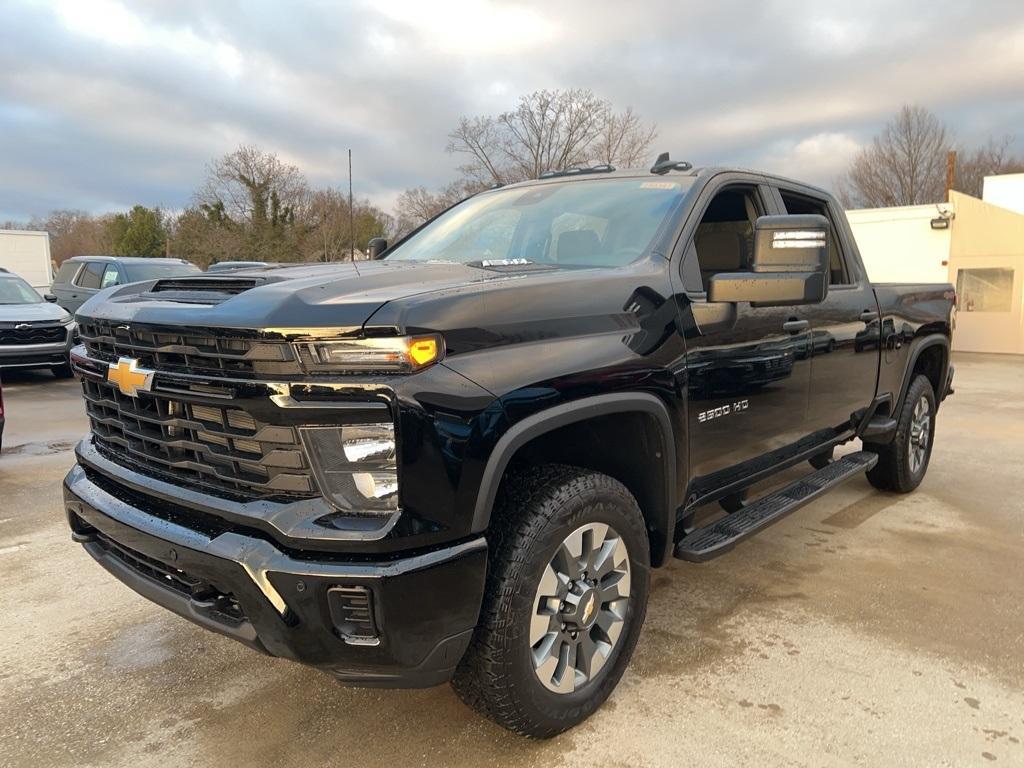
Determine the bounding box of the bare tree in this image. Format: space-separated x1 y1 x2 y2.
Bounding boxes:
393 180 483 236
197 145 310 227
593 106 659 168
842 105 950 207
954 136 1024 198
396 89 658 234
447 89 657 184
305 188 392 260
27 209 114 263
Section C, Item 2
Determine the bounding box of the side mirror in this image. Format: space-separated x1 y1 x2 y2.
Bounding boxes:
708 214 830 307
44 294 58 303
367 237 388 260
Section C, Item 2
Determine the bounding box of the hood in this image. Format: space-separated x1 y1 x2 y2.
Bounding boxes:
0 302 72 324
75 260 554 334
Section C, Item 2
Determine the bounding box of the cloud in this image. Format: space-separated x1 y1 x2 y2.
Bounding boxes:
757 132 864 186
1 0 1022 221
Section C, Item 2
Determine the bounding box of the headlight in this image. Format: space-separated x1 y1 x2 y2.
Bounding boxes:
301 424 398 514
296 335 443 374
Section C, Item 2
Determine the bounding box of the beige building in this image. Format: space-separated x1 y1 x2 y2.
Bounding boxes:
847 174 1024 355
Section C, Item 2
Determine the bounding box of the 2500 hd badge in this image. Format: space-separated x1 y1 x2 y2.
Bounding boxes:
62 159 954 737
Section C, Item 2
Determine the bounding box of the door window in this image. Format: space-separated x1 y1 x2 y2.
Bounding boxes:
779 191 849 285
690 186 762 292
53 261 81 284
75 262 105 289
100 265 121 289
956 268 1014 312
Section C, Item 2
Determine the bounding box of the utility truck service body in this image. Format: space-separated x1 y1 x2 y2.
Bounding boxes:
0 230 52 291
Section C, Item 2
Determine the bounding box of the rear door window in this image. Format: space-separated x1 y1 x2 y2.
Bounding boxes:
100 265 121 288
53 261 81 284
75 262 105 289
779 191 850 285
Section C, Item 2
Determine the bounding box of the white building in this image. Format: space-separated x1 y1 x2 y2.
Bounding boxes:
847 174 1024 355
982 172 1024 215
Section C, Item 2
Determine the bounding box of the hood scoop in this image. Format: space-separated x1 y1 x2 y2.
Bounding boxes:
140 276 269 305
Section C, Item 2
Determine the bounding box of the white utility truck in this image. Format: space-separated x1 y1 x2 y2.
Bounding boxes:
0 230 53 291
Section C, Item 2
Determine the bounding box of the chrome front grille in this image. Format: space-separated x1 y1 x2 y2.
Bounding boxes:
82 377 317 501
77 320 299 378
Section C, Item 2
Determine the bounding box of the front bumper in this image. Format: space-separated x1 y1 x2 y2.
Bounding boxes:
64 462 487 687
0 337 73 369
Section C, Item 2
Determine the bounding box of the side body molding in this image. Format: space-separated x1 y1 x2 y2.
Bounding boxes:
471 392 678 565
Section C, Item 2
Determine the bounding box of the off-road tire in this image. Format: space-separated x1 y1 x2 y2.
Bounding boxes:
865 375 936 493
451 464 650 738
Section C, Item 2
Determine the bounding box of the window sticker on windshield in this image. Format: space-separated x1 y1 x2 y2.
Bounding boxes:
640 181 678 190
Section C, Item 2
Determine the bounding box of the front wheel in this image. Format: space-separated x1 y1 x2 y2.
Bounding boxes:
865 375 936 493
452 465 650 738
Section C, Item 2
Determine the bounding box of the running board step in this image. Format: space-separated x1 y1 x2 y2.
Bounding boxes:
674 450 878 563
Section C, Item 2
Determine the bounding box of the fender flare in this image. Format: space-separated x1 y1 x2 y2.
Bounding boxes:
895 335 950 418
471 392 678 565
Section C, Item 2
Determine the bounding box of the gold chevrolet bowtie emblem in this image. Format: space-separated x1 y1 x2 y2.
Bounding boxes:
107 357 155 397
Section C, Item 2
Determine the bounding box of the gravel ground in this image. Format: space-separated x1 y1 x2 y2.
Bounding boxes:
0 354 1021 767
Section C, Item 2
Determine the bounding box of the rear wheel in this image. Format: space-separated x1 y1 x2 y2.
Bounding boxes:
865 375 936 493
452 465 650 738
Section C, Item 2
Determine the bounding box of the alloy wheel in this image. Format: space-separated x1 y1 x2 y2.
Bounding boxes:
908 395 931 474
529 522 631 694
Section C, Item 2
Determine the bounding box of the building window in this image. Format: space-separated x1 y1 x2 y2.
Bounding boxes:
956 268 1014 312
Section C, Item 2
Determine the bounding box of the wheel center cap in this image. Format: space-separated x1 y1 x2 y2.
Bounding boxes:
580 591 597 627
563 586 599 630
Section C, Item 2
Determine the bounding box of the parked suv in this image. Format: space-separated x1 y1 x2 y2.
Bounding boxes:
48 256 199 314
0 268 76 377
64 161 954 737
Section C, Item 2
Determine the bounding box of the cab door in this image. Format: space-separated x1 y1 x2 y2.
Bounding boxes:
672 176 812 486
773 186 880 436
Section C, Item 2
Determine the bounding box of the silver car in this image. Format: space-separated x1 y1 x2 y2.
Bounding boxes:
48 256 200 314
0 269 77 377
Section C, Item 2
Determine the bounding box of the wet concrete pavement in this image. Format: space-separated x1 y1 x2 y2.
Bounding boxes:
0 355 1022 767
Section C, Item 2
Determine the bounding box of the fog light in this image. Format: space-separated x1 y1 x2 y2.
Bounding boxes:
301 425 398 514
327 586 379 646
341 424 395 463
352 471 399 500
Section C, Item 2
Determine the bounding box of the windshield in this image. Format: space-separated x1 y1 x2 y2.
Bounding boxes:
385 177 692 268
0 276 43 304
123 261 200 282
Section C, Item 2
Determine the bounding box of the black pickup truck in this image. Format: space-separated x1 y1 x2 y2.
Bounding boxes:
63 159 954 737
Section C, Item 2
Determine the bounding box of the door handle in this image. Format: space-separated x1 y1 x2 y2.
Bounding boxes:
782 319 809 333
859 310 878 322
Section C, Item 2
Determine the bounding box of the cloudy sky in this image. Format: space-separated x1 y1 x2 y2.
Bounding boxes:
2 0 1023 222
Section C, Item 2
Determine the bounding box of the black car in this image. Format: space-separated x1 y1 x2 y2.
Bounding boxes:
63 161 954 737
48 256 200 314
0 269 76 377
